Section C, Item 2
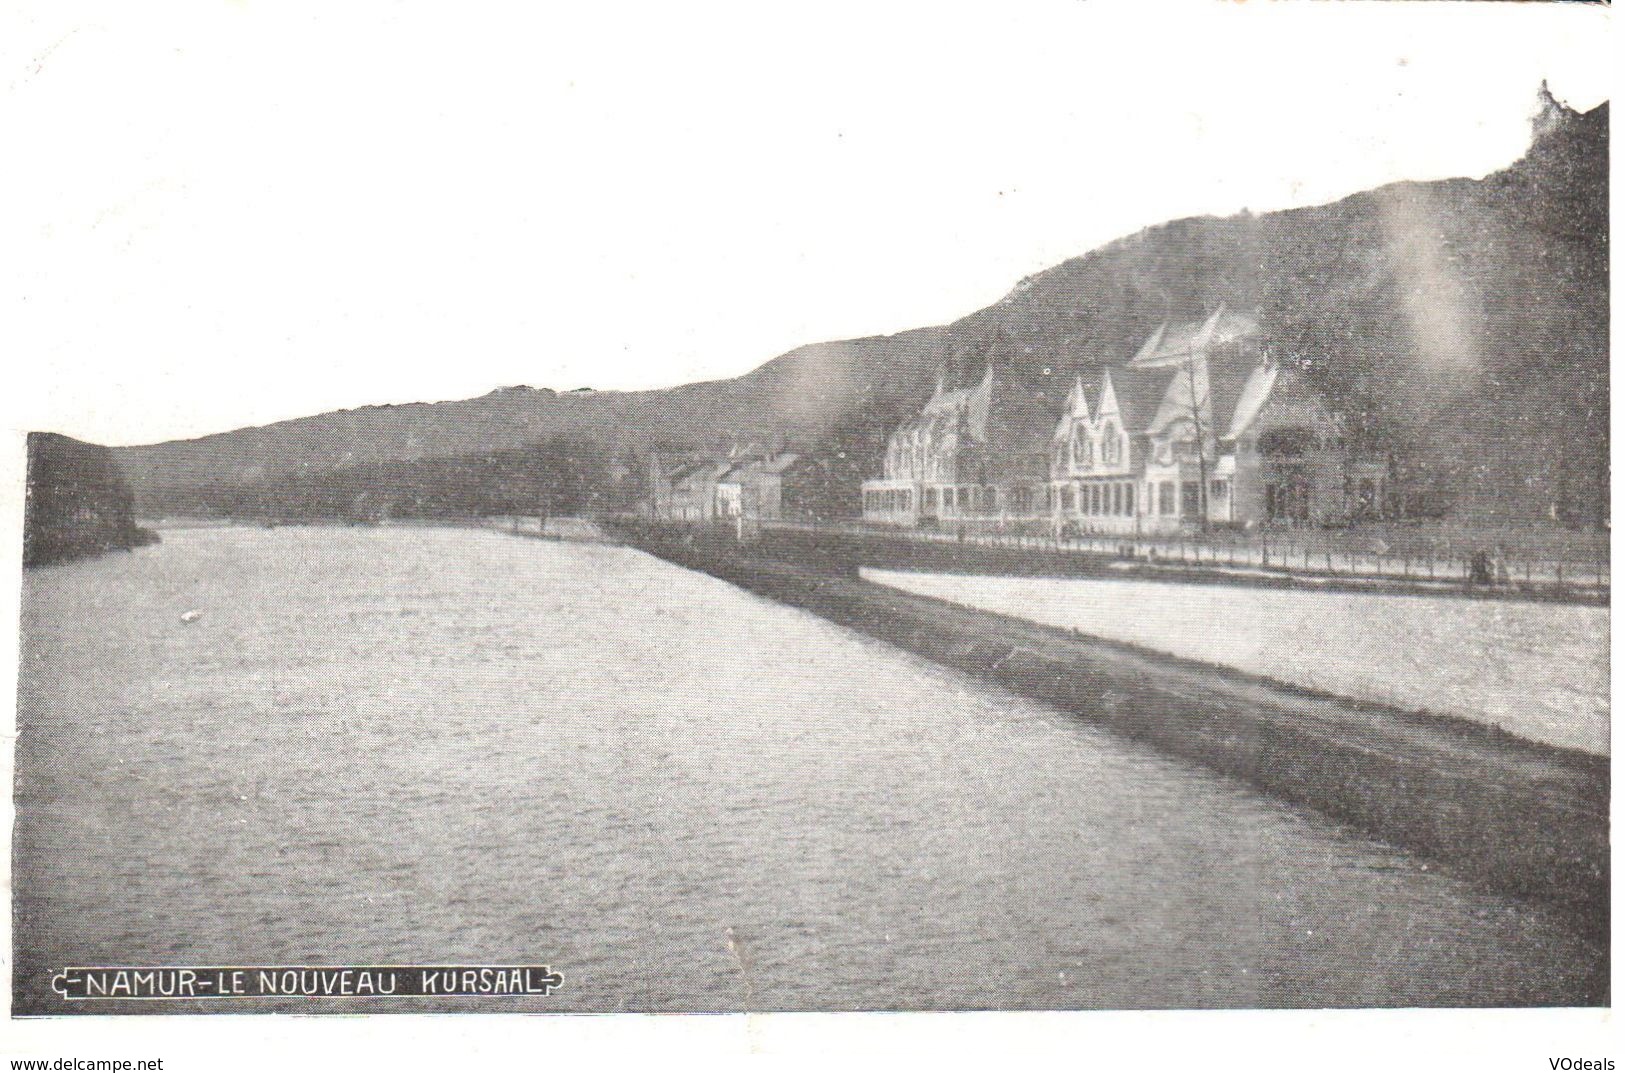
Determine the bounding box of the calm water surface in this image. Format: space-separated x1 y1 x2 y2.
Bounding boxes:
14 526 1605 1011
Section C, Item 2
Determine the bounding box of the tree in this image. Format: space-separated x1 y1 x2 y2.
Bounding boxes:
1177 352 1212 533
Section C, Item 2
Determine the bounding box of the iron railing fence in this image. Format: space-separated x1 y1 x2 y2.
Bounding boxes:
752 518 1610 592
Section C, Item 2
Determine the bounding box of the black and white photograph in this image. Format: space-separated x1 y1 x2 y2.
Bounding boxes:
2 0 1614 1067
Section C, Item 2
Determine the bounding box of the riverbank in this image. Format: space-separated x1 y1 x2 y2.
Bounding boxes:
607 520 1608 948
864 569 1609 756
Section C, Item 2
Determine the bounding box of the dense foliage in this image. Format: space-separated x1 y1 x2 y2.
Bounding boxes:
168 438 639 524
24 433 158 566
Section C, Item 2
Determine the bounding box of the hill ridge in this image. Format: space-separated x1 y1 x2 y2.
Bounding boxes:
111 98 1607 526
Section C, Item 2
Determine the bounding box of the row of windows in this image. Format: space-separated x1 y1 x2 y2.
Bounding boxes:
866 484 1008 516
864 485 1005 515
926 485 998 513
1058 479 1228 518
1056 477 1233 518
1055 430 1127 471
1159 479 1229 516
864 488 915 513
868 478 1234 519
886 452 957 481
1056 481 1136 518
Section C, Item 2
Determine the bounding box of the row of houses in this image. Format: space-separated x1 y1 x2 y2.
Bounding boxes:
648 450 803 523
641 307 1389 534
861 307 1389 535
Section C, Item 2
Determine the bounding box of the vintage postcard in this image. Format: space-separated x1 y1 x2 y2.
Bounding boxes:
2 0 1614 1067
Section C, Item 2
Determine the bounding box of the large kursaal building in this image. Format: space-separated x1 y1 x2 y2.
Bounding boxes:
862 307 1389 535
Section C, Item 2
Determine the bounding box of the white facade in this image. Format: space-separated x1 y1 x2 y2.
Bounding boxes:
714 454 798 521
1046 370 1150 534
863 308 1382 534
862 366 1004 526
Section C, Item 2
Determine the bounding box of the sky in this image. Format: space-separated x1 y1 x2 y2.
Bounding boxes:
2 0 1612 445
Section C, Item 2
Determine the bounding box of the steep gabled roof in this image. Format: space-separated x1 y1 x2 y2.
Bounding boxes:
1147 361 1205 437
1129 323 1168 366
664 459 706 481
1053 375 1090 441
676 459 731 483
1242 365 1341 437
1147 356 1262 441
1225 363 1280 440
1101 365 1175 434
1206 359 1259 439
718 452 799 483
910 363 996 443
1066 375 1090 419
757 452 800 474
1129 304 1263 368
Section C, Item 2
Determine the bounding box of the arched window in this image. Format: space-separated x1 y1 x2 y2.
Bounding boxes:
1071 428 1089 467
1101 424 1122 465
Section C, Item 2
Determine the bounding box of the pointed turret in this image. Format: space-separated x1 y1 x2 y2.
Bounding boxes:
1097 369 1120 419
1066 374 1091 420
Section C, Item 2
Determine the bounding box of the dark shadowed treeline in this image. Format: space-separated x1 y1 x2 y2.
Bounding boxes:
23 433 159 566
153 437 642 524
783 400 921 521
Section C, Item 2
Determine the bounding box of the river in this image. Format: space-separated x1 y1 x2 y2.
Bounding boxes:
12 526 1605 1012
